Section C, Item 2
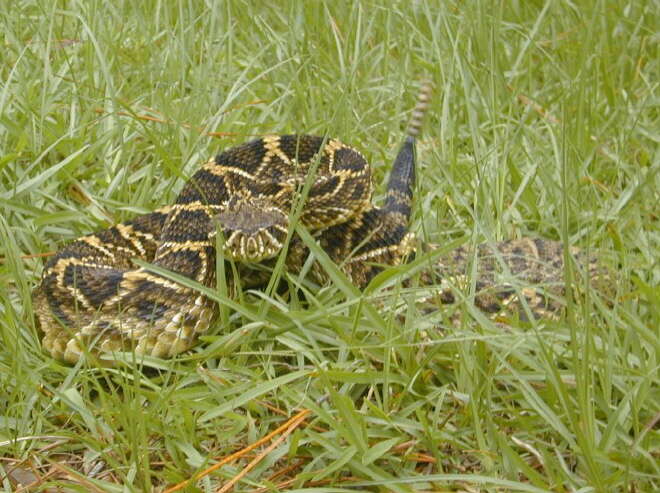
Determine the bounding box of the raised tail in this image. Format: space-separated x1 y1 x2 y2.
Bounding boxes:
299 80 433 288
383 79 432 221
405 79 433 139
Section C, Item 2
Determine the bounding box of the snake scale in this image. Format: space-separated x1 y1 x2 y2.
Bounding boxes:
33 83 601 363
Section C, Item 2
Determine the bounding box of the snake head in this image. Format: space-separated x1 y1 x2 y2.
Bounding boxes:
215 198 289 262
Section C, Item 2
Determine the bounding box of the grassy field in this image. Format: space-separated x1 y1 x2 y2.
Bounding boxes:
1 1 658 491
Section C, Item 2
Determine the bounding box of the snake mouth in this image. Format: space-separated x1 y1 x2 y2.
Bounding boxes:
215 200 289 262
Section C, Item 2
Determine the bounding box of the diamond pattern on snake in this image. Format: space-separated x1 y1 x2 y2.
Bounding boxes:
33 82 601 363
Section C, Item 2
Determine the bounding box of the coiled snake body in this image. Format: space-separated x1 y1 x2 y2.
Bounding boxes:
33 84 599 363
34 126 420 363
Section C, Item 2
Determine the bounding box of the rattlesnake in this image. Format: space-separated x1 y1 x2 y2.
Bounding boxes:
33 82 600 364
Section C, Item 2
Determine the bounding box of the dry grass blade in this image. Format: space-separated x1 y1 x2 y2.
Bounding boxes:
1 1 655 492
92 99 269 138
215 410 309 493
164 409 311 493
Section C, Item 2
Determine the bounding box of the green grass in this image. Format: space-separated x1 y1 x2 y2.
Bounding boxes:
1 0 658 491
